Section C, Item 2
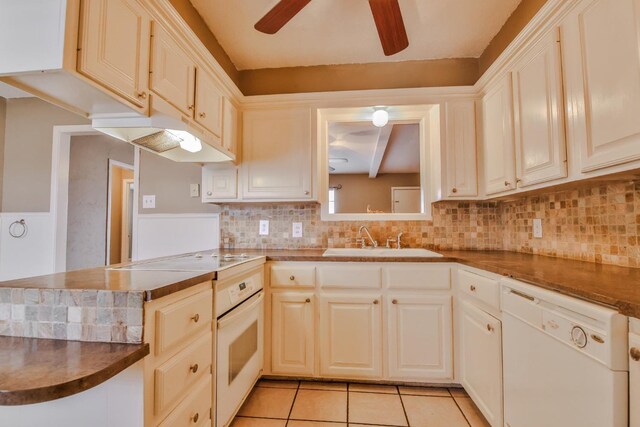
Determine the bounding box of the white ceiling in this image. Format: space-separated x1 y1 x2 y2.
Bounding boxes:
328 122 419 175
189 0 522 70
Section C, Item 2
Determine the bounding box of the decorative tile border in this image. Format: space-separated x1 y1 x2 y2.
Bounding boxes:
0 289 144 343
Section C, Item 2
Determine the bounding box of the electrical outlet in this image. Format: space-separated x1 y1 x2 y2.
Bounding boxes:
292 222 303 238
190 184 200 198
533 218 543 238
143 195 156 209
259 220 269 236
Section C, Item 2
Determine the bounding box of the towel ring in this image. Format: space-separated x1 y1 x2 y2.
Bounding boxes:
9 219 27 238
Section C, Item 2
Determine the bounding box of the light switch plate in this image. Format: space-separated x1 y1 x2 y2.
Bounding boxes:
259 220 269 236
190 184 200 198
143 195 156 209
533 218 543 238
292 222 303 238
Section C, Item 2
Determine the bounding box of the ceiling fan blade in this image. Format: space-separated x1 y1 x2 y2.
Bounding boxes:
254 0 312 34
368 0 409 56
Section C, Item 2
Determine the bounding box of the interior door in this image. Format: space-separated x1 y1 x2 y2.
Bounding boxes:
319 294 382 378
460 300 503 427
271 292 315 375
391 187 421 213
512 29 567 187
387 295 453 380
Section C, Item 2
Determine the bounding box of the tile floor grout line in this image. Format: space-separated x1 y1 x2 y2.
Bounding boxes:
284 380 301 427
346 382 350 426
397 385 411 427
451 394 473 427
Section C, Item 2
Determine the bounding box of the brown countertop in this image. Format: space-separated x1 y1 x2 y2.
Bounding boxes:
0 336 149 405
237 249 640 318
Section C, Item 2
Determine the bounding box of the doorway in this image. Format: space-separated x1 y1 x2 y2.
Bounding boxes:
106 161 134 265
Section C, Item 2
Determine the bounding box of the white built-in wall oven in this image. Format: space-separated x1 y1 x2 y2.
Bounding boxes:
215 270 264 427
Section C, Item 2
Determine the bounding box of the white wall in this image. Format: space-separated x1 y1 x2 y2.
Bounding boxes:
0 213 54 281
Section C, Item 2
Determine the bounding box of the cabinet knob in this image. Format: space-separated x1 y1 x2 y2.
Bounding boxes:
452 187 458 193
305 298 311 303
504 181 511 187
191 413 199 423
486 324 494 333
392 299 398 305
631 347 640 362
207 191 213 196
373 299 379 305
191 313 200 323
470 285 476 292
199 112 207 118
304 191 310 195
188 104 195 111
190 363 199 374
136 91 147 99
289 275 295 281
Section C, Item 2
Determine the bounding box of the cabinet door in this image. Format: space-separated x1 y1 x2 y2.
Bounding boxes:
202 165 237 201
482 74 517 195
563 0 640 172
319 294 382 378
194 70 223 138
387 295 452 380
460 300 503 427
630 332 640 427
444 100 478 197
242 108 312 200
150 23 196 117
78 0 150 111
223 98 239 156
512 29 567 187
271 293 315 376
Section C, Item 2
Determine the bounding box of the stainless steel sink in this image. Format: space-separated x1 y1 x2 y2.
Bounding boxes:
322 248 443 258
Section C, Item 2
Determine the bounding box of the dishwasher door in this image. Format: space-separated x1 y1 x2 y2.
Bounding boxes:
503 311 628 427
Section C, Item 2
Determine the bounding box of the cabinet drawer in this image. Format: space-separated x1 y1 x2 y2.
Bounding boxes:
271 265 315 288
318 265 381 289
385 264 450 290
158 374 212 427
458 270 500 309
156 288 212 355
155 332 212 414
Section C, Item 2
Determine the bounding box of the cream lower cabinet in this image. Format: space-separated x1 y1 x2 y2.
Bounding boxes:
319 294 383 379
271 292 315 376
562 0 640 172
77 0 151 113
387 295 453 380
630 324 640 427
459 300 503 427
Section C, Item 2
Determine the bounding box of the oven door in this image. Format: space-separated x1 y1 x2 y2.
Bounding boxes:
216 291 264 427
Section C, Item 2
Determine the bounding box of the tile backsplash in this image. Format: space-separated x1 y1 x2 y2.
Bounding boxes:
219 179 640 268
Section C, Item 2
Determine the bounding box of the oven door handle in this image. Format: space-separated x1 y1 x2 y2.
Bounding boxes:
218 291 264 329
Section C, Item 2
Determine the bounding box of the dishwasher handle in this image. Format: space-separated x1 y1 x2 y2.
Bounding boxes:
218 291 264 329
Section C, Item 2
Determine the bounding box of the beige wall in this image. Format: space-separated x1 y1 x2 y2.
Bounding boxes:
2 97 88 212
66 135 134 271
109 167 134 265
478 0 549 75
0 97 6 212
138 150 218 214
329 173 420 214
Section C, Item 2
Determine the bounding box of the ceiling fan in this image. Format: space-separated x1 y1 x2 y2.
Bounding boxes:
254 0 409 56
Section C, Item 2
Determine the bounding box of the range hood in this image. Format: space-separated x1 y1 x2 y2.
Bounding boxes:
92 98 234 163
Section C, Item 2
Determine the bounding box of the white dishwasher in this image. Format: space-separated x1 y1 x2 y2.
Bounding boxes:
501 278 628 427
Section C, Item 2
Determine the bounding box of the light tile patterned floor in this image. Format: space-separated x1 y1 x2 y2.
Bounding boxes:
231 380 490 427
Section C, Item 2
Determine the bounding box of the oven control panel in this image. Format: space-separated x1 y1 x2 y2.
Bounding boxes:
227 278 259 305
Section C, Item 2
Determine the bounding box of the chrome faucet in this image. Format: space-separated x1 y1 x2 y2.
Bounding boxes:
358 225 378 248
396 231 404 249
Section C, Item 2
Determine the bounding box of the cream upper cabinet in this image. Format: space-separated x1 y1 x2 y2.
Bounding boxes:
444 100 478 197
562 0 640 172
77 0 151 112
512 29 567 187
202 164 237 201
271 292 315 376
630 329 640 427
319 294 382 379
460 300 503 427
222 98 240 156
387 295 453 381
242 108 313 200
150 23 196 117
195 70 223 138
482 74 517 195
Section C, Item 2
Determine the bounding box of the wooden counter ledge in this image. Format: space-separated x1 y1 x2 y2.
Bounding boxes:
0 336 149 405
